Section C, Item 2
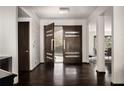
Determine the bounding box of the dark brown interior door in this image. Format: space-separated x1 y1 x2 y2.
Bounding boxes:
44 23 54 63
63 26 82 64
18 22 30 71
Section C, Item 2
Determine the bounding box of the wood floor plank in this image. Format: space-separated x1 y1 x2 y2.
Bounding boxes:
17 63 111 86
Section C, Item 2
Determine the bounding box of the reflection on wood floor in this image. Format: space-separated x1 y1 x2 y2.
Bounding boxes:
17 63 111 86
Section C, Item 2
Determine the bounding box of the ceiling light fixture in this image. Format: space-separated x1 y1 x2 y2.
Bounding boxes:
59 7 70 14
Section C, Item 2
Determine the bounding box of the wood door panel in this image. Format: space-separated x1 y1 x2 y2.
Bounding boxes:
18 22 30 71
46 37 52 50
63 26 82 64
44 23 54 63
64 58 81 63
65 38 81 51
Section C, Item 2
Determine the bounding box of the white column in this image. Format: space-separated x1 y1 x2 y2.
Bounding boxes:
112 7 124 84
96 16 105 72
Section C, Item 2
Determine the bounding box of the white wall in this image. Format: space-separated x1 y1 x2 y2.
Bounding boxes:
88 22 96 55
19 7 40 71
0 7 18 83
112 6 124 84
40 19 88 63
30 19 40 70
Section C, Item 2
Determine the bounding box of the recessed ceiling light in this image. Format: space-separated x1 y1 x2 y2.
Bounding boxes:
59 7 70 14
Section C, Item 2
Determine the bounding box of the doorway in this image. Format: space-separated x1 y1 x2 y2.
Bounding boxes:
44 23 82 64
54 26 63 63
18 22 30 72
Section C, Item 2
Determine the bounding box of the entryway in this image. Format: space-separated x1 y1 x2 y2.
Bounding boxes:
44 23 82 64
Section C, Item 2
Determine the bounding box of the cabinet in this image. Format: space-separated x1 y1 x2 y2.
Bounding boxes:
0 69 16 86
0 57 12 72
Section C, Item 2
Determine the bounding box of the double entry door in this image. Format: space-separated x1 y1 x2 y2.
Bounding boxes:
44 23 82 64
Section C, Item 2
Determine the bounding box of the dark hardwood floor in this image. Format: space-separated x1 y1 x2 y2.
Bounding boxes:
17 63 111 86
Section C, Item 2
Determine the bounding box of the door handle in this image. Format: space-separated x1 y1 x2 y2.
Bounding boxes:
64 39 65 50
25 50 29 53
51 39 54 51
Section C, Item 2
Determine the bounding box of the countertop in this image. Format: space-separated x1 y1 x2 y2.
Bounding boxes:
0 56 12 60
0 69 16 79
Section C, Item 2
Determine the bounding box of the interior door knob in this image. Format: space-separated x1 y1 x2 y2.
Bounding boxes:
25 50 29 53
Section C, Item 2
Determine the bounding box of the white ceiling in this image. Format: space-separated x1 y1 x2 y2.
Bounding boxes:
18 7 30 17
22 6 97 19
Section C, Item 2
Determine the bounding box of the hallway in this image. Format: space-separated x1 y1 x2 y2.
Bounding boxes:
18 63 111 86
